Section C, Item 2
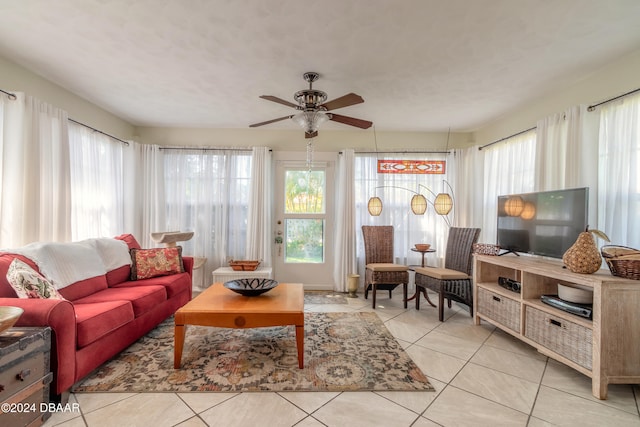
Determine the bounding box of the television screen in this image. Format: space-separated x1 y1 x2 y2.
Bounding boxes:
496 188 588 259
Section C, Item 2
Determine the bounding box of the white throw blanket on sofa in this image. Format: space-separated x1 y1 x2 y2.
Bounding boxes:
7 238 131 289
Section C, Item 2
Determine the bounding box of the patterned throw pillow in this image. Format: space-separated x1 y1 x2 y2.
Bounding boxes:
130 246 185 280
6 258 66 300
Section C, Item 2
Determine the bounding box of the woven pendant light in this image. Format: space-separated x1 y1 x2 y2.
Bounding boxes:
434 193 453 215
367 197 383 216
410 194 427 215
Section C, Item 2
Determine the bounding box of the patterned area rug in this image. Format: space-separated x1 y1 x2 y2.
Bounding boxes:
303 291 349 304
74 312 434 393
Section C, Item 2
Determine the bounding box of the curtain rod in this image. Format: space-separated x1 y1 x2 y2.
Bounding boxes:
355 150 450 154
68 118 130 146
478 127 536 151
159 146 257 152
0 89 17 100
2 88 130 146
587 87 640 111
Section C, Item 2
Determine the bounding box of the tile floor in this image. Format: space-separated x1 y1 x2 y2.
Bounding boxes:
43 291 640 427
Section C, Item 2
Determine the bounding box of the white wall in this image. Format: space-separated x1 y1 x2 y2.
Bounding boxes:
134 126 471 152
3 47 639 151
0 55 135 140
473 49 640 147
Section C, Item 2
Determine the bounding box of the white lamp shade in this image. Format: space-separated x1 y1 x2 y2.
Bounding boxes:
368 197 383 216
411 194 427 215
434 193 453 215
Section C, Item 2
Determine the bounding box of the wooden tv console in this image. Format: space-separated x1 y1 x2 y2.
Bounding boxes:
473 254 640 400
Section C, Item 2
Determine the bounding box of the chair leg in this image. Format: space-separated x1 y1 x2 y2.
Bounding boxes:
415 287 421 310
372 284 377 309
403 283 408 308
438 291 445 321
364 284 370 300
388 290 392 298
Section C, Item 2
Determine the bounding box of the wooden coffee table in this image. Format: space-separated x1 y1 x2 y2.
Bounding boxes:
174 282 305 369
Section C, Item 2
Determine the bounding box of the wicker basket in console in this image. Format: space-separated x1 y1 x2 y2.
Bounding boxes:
477 288 520 332
524 306 592 370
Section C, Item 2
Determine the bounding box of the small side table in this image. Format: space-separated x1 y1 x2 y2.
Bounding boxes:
211 266 273 286
411 248 435 267
406 248 436 306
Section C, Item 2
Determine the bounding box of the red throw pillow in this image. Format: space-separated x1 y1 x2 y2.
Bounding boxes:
130 247 185 280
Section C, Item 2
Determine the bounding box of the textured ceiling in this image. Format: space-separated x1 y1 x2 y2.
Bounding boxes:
0 0 639 132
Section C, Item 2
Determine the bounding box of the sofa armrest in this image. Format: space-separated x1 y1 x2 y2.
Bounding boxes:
183 256 194 278
0 298 77 395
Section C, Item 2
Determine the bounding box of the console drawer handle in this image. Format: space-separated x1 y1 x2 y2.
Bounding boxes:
549 319 563 328
492 295 501 302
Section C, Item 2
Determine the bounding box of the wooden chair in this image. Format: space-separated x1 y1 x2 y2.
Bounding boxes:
414 227 480 321
362 225 409 309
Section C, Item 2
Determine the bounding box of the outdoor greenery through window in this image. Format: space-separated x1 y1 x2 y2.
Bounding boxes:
284 170 325 263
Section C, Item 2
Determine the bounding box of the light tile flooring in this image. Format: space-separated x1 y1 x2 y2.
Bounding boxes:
43 291 640 427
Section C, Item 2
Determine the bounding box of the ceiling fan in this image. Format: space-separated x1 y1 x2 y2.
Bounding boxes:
249 72 373 138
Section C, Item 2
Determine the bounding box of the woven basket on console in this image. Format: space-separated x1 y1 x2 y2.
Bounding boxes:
601 245 640 280
472 243 501 256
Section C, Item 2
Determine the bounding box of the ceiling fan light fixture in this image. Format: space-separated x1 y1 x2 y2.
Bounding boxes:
291 111 330 134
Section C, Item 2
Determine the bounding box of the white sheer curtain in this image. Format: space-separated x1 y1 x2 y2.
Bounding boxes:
597 93 640 248
128 142 165 248
333 149 356 292
163 149 252 280
482 130 536 244
535 105 598 191
355 153 450 270
449 147 484 229
0 92 71 247
245 147 272 266
68 121 124 241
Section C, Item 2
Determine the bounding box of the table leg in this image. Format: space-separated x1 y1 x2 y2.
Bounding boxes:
422 288 437 307
174 324 185 369
295 324 304 369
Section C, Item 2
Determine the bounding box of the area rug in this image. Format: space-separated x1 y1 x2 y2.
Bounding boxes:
303 291 348 304
74 312 434 393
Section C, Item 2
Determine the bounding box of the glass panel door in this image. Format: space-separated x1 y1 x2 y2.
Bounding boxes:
274 158 334 288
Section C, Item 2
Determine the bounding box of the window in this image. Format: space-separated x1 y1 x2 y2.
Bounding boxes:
163 150 251 264
597 93 640 247
69 122 124 240
355 153 450 267
283 169 325 263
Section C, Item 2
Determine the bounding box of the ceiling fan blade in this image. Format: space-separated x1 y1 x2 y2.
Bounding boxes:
249 115 293 128
305 131 318 139
320 93 364 111
259 95 299 109
329 113 373 129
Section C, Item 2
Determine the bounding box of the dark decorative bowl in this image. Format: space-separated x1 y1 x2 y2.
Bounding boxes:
223 278 279 296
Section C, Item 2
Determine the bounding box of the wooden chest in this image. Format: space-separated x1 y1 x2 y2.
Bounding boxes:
0 327 52 427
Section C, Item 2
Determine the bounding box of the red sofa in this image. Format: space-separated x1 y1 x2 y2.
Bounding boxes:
0 234 193 399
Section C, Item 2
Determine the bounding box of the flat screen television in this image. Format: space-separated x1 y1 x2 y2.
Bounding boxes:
496 187 588 259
